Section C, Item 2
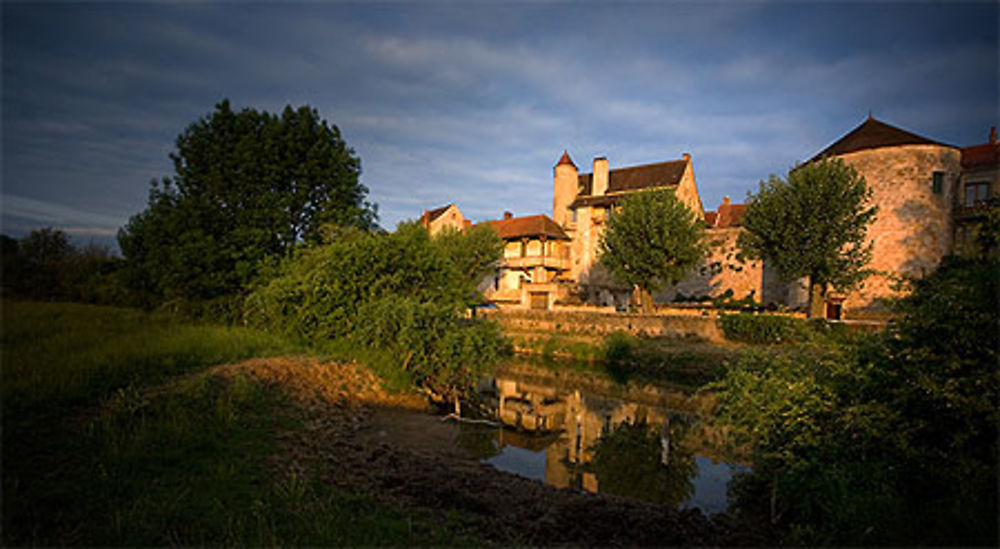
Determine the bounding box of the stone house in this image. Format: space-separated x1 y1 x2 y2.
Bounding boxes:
476 212 572 310
419 203 469 235
420 117 996 316
552 151 708 306
954 127 998 253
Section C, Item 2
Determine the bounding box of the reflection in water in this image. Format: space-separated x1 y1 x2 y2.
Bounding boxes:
459 359 746 514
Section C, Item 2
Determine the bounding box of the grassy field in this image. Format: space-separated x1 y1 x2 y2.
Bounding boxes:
1 301 476 546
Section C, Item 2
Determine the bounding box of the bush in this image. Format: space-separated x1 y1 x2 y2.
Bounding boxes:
245 221 506 401
719 313 812 344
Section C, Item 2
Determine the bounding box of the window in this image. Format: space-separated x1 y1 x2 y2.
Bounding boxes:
932 171 944 194
965 182 990 207
570 208 577 223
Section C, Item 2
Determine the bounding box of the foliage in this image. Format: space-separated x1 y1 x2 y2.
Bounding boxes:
1 228 124 303
598 189 706 310
719 313 812 344
738 157 877 317
118 99 376 305
585 419 696 507
711 253 999 545
432 224 504 297
245 221 507 400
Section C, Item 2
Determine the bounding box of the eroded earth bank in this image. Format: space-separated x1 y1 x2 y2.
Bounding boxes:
219 357 772 546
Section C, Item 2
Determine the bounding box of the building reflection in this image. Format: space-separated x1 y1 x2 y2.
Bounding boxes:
475 362 710 504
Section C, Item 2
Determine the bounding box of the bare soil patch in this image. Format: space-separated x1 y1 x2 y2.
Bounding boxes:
215 357 771 546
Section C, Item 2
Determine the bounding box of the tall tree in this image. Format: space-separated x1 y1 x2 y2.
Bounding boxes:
598 189 706 312
739 157 877 318
119 100 377 304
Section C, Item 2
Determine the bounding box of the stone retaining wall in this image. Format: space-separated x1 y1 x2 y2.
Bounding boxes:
482 309 725 342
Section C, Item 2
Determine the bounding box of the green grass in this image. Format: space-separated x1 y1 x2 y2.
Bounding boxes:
1 301 479 546
2 301 306 412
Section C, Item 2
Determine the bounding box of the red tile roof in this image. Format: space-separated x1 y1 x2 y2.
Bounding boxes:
716 202 747 228
477 214 570 241
705 199 747 228
809 117 953 162
961 142 1000 170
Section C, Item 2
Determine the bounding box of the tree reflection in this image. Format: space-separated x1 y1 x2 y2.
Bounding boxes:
584 418 697 506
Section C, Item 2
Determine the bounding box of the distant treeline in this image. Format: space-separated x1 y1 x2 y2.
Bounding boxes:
1 228 127 305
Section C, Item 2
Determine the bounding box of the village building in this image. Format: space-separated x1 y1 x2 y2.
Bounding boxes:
420 117 997 316
954 127 999 253
475 213 572 310
552 152 707 306
419 203 469 235
791 117 997 315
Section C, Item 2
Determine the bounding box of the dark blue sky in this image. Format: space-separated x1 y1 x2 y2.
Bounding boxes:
3 1 997 246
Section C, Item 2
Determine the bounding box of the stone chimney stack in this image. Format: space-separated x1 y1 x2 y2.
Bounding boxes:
682 152 691 162
990 126 997 144
722 195 730 206
503 211 513 220
592 157 609 196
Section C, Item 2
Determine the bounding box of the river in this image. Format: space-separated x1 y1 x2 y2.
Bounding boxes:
453 358 748 514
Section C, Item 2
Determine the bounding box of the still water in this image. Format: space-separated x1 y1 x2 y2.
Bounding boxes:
455 359 748 514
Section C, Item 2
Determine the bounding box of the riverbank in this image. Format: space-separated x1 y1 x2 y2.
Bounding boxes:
2 302 774 546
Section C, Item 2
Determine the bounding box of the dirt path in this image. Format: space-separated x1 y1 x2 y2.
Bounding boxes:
217 357 771 546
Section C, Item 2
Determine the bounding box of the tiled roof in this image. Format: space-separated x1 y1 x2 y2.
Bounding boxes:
716 202 747 228
420 204 452 224
577 158 688 196
961 142 1000 170
809 117 953 162
705 199 747 228
477 214 570 241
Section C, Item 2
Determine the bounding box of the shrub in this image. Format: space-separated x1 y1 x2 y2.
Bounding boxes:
719 313 811 344
244 221 506 401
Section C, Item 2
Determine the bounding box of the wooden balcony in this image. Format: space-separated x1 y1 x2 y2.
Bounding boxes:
502 255 570 270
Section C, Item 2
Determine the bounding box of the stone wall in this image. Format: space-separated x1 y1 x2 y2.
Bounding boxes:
483 309 725 342
837 145 961 311
662 226 764 303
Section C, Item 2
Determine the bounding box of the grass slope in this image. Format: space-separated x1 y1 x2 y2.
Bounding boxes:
1 302 476 546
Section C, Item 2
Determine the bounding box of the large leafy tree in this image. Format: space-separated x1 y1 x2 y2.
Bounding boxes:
598 189 706 312
738 157 877 318
119 100 376 304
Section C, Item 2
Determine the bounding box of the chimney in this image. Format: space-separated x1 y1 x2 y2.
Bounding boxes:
682 152 691 162
722 195 731 206
990 126 997 144
503 211 513 220
592 157 609 196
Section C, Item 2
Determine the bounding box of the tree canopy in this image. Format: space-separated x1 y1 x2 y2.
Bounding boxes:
597 189 706 311
118 100 376 305
738 157 877 318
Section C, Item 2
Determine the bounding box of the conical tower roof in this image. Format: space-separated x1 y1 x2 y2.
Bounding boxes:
809 116 953 163
555 150 577 168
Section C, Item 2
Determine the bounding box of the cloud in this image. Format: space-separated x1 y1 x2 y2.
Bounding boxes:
1 194 126 235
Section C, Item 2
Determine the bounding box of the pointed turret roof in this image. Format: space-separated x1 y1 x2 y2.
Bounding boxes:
808 117 954 162
555 150 576 168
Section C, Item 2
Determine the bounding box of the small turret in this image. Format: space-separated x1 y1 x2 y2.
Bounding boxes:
553 150 579 227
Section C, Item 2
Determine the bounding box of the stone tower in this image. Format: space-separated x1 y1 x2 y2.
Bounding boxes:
552 150 578 227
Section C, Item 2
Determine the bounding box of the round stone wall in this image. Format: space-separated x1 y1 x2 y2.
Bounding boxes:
837 144 961 311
